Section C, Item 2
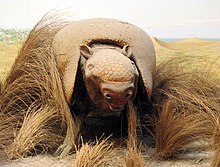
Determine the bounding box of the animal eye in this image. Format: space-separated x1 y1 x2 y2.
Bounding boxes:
131 61 136 67
87 63 94 70
131 61 138 71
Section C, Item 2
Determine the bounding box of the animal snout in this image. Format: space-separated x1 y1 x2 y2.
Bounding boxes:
101 83 135 111
102 87 134 111
101 83 134 102
103 89 133 101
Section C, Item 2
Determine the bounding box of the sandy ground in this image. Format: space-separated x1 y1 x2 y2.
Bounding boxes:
0 115 214 167
0 149 212 167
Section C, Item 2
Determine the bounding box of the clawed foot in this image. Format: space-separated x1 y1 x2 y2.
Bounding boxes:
54 115 82 158
54 125 78 158
55 143 74 158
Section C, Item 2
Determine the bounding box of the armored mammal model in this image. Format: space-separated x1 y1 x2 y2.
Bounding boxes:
0 17 156 158
2 15 220 166
52 18 156 156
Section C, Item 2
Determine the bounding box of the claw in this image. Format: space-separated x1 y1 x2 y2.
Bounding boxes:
55 144 73 158
54 116 82 158
54 111 83 158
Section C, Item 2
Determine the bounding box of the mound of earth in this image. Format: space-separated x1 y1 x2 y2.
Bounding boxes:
153 37 216 50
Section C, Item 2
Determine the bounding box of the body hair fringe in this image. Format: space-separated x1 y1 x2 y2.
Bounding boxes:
151 55 220 159
0 11 71 158
212 117 220 167
0 12 220 166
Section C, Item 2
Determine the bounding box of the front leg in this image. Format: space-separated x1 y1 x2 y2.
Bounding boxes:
55 114 83 158
55 92 89 158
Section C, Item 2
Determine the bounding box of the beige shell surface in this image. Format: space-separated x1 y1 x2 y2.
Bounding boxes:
88 49 136 82
52 18 156 103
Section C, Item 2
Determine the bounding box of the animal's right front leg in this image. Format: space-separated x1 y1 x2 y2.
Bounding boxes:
55 115 82 158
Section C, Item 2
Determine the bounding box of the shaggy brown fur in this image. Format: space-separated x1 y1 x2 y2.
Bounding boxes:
1 12 220 166
6 105 64 158
212 117 220 167
152 56 220 159
0 12 70 158
125 101 145 167
0 80 2 95
0 12 147 164
0 12 148 164
154 100 213 159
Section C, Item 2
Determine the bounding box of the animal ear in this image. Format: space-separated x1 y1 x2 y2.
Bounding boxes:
80 44 94 59
122 45 132 58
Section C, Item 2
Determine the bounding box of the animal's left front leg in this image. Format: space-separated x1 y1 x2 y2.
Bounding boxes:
55 114 82 158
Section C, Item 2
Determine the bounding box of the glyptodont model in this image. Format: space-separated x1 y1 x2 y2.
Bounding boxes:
52 18 156 156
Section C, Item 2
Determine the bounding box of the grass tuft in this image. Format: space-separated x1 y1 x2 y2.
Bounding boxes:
75 137 114 167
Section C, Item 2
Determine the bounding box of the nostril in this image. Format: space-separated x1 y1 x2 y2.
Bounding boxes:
124 91 133 99
104 93 112 100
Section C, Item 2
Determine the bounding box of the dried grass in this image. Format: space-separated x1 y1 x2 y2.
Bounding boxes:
155 100 213 159
75 137 114 167
152 55 220 159
0 11 72 158
125 146 144 167
212 117 220 167
125 101 145 167
0 112 15 150
6 105 64 159
0 80 2 94
1 11 220 166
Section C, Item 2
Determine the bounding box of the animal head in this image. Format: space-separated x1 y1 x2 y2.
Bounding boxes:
80 44 139 111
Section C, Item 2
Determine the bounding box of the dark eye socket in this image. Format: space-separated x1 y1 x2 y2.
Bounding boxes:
125 93 131 98
131 61 137 70
87 63 94 70
131 61 136 66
